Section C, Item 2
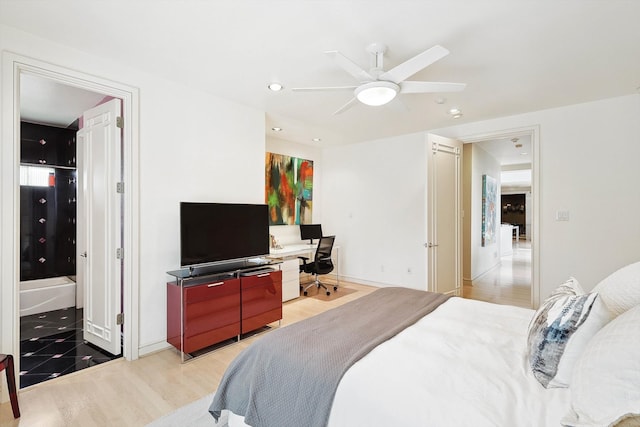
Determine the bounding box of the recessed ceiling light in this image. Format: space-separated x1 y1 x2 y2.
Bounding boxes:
312 137 322 142
271 127 282 132
267 82 284 91
435 97 446 105
452 113 463 119
449 107 461 115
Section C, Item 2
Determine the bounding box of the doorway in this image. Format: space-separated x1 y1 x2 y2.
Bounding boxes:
18 76 123 387
1 53 140 392
460 127 539 309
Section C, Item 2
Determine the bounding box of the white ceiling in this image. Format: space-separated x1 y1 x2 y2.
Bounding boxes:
20 74 106 127
2 1 640 146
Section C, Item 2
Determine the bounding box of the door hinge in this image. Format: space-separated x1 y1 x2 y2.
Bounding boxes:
116 313 124 325
116 247 124 259
116 182 125 193
116 116 124 128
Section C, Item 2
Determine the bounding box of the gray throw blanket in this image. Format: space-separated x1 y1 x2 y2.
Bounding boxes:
209 287 450 427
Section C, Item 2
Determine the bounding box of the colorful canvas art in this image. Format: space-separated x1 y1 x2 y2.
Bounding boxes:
265 153 314 225
482 174 497 246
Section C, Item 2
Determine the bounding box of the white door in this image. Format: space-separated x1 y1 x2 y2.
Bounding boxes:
77 99 122 356
427 134 462 296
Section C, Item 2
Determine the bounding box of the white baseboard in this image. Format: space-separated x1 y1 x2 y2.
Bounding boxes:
139 340 171 357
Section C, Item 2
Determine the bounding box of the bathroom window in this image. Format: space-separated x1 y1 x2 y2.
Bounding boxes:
20 165 55 187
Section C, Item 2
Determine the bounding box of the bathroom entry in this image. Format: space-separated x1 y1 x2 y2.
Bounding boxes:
18 75 122 388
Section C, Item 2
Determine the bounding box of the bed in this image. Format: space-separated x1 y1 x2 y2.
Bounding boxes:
208 262 640 427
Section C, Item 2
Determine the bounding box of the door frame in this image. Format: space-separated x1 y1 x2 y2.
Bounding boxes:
1 52 141 375
459 125 540 308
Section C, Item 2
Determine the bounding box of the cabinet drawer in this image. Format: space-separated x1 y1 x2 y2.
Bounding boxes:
240 270 282 289
183 322 240 354
184 292 240 338
184 278 240 304
241 270 282 333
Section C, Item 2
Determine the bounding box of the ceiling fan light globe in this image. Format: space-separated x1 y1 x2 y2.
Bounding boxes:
355 81 399 106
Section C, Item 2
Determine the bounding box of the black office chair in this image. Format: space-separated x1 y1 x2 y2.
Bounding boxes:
299 235 337 296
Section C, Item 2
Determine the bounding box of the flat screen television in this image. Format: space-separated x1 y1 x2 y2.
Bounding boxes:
180 202 270 268
300 224 323 244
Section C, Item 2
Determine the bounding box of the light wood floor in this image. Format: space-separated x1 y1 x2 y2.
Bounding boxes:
0 281 375 427
1 263 531 426
463 240 532 309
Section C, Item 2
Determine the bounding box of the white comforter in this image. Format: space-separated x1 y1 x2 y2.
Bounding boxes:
328 297 570 426
229 297 571 427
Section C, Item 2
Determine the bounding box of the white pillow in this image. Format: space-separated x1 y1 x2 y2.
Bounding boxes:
593 261 640 317
527 277 610 388
562 304 640 427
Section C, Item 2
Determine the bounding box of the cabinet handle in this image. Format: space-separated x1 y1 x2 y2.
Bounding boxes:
207 282 224 287
38 159 47 164
257 273 270 278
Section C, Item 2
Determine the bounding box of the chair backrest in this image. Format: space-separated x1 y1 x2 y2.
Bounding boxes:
314 235 335 274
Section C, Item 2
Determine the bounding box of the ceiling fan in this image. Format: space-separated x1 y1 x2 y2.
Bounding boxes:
292 43 466 115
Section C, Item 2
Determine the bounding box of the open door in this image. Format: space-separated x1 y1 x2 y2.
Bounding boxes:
427 133 462 296
77 98 122 355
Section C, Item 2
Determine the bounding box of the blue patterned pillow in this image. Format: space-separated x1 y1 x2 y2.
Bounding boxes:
527 278 610 388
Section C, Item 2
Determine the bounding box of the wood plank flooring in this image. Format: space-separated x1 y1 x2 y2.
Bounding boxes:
463 240 532 309
0 281 375 427
1 260 531 426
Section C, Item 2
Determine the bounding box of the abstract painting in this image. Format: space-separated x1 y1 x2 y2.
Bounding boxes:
265 152 313 225
482 174 497 246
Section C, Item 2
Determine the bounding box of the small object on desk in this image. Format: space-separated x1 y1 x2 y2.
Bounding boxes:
269 234 283 250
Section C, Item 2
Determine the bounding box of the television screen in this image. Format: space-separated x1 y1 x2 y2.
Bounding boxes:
180 202 270 267
300 224 323 243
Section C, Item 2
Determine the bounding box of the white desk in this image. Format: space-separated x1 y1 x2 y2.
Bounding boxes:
268 243 340 301
269 243 317 257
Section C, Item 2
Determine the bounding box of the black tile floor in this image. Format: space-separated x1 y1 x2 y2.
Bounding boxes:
19 307 121 388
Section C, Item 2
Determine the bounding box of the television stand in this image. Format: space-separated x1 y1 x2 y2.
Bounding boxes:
166 261 282 362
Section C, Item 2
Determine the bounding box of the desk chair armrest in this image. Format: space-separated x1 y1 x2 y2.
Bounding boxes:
298 256 310 272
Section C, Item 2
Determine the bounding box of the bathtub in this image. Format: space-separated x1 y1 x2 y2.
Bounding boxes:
20 276 76 317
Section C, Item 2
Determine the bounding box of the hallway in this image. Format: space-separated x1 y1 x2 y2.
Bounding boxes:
463 241 532 309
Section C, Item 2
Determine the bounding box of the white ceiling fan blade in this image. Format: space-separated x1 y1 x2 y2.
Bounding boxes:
333 97 358 115
399 81 466 94
325 50 375 82
291 85 357 92
379 45 450 83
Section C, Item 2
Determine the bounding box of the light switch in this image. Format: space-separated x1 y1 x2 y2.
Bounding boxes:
556 210 570 221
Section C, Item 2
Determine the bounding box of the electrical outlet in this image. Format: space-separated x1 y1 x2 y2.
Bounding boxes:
556 210 570 221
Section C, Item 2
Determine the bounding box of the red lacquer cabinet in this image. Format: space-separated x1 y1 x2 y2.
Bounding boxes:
240 270 283 334
167 267 282 358
167 273 241 354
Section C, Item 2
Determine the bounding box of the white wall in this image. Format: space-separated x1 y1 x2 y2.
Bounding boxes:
321 132 428 290
434 94 640 299
320 94 640 303
266 137 322 246
1 24 266 356
464 144 502 281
